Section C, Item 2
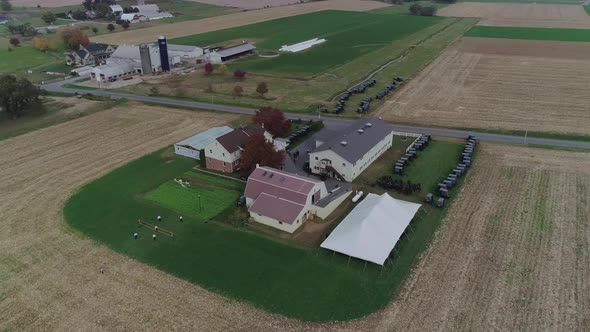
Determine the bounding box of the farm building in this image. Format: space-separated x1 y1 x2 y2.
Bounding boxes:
88 38 201 82
66 43 116 66
109 4 123 15
321 193 421 265
309 118 393 182
245 166 349 233
0 16 9 25
203 124 272 173
203 43 256 64
174 126 233 160
90 59 140 82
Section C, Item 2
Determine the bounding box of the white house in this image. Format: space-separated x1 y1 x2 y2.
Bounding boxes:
308 118 393 182
174 126 233 160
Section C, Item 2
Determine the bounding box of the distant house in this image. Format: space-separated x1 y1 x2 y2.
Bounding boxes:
203 43 256 64
244 166 350 233
121 4 173 22
308 118 393 182
174 126 233 160
0 16 10 25
66 43 116 66
203 124 272 173
109 4 124 16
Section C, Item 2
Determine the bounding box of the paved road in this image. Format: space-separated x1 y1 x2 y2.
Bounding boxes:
42 79 590 150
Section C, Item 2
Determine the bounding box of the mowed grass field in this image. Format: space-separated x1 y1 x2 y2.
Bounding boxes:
466 26 590 42
0 46 61 73
171 10 443 76
145 170 243 220
64 140 468 322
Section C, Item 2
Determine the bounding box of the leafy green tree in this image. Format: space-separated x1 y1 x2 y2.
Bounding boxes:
0 0 12 11
409 3 422 15
256 82 268 96
419 5 437 16
0 75 42 120
95 3 111 19
41 11 57 24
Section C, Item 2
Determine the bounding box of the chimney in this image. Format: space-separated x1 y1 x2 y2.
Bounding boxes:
261 123 264 129
256 163 260 168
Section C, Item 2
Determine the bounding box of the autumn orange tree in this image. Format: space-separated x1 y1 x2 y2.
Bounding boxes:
57 26 89 50
239 133 285 174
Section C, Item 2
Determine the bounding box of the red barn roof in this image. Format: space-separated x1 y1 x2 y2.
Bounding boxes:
249 193 304 225
245 166 320 205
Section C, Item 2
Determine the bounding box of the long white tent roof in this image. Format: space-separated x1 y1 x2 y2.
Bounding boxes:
320 193 421 265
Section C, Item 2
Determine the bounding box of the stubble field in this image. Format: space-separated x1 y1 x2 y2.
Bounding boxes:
189 0 306 9
439 2 590 28
91 0 390 45
375 37 590 137
368 144 590 331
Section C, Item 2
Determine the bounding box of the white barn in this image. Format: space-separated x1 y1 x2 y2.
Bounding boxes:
174 126 233 160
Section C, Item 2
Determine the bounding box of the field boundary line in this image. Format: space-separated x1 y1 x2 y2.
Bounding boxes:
192 166 247 183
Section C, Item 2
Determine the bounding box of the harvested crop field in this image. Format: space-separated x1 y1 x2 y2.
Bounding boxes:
376 37 590 136
91 0 390 45
438 2 590 28
365 144 590 331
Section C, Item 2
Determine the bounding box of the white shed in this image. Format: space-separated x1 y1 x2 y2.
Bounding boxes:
174 126 233 160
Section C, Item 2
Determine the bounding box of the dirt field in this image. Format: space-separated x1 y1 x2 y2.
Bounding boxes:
365 144 590 331
439 2 590 28
375 37 590 136
190 0 309 9
92 0 390 45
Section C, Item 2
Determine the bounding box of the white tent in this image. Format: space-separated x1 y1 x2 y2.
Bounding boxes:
320 193 421 265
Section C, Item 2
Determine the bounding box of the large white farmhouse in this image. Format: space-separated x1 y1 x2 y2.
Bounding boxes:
308 118 393 182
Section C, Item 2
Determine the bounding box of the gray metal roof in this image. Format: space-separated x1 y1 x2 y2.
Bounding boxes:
217 43 256 58
310 118 393 164
175 126 233 150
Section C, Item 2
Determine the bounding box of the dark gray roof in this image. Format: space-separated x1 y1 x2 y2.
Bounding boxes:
74 49 89 59
311 118 392 164
217 43 256 58
85 43 111 54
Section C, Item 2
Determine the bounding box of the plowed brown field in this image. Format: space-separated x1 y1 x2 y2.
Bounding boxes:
376 37 590 136
91 0 389 45
190 0 307 9
438 2 590 28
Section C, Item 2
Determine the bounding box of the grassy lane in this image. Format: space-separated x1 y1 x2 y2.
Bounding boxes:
466 26 590 42
65 139 469 322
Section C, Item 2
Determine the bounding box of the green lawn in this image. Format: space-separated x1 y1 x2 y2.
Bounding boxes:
64 141 473 322
171 10 442 76
395 140 465 195
145 170 243 220
465 26 590 42
0 46 61 73
585 5 590 15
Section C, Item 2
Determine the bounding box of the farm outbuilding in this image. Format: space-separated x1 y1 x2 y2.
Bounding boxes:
174 126 233 160
320 193 421 265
